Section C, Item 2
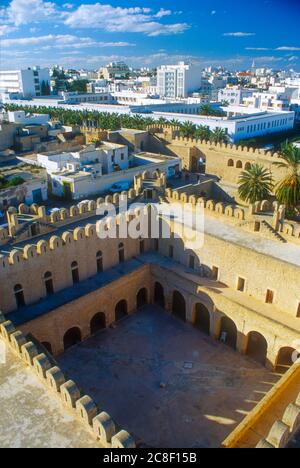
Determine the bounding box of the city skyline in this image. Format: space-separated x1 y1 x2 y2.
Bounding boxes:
0 0 299 70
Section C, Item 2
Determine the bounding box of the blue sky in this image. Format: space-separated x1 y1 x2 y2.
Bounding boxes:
0 0 299 70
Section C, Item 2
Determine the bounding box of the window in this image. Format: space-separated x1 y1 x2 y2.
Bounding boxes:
71 261 79 284
237 277 246 292
266 289 274 304
44 272 54 296
212 266 219 280
297 302 300 318
169 245 174 259
118 243 125 263
14 284 25 308
96 251 103 273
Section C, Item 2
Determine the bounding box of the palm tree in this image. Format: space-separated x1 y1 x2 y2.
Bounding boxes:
210 127 229 144
238 164 273 204
199 104 214 116
274 142 300 213
180 121 197 138
194 125 211 141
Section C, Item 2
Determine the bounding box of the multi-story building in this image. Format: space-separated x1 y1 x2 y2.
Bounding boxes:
218 86 254 106
98 62 130 81
0 67 50 98
157 62 202 99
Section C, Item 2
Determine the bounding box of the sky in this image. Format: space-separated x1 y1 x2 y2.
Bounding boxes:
0 0 300 71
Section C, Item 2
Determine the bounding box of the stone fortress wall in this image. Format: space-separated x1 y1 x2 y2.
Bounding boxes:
1 131 300 447
146 124 289 183
0 311 136 448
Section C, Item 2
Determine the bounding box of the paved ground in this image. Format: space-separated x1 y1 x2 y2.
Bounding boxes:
58 306 278 448
0 339 99 448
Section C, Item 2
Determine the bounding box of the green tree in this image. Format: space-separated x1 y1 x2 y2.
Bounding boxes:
238 164 273 204
210 127 229 144
274 142 300 213
180 121 197 138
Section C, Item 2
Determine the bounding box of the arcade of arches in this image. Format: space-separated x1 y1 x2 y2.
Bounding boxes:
18 270 299 373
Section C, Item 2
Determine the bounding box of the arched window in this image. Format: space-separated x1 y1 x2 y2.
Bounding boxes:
14 284 25 308
236 160 243 169
44 271 54 296
96 251 103 273
228 159 234 167
71 261 79 284
244 162 252 171
188 255 195 270
118 243 125 263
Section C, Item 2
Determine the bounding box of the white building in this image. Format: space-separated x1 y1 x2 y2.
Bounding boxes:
0 67 50 98
218 86 254 106
157 62 202 99
6 111 49 126
32 143 180 199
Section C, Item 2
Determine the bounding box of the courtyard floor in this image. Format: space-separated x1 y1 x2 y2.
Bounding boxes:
57 306 279 448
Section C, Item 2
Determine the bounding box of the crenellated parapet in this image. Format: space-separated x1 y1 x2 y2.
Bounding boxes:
0 310 136 448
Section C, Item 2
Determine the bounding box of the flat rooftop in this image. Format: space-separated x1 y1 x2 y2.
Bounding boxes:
57 306 278 448
0 339 99 448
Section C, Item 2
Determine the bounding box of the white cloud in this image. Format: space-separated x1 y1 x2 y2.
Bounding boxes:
245 47 271 51
155 9 172 18
63 3 74 8
64 3 189 36
0 34 135 49
276 46 300 51
223 32 256 37
0 24 17 36
6 0 57 26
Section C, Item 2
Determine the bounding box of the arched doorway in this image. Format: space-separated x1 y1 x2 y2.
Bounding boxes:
193 303 210 335
154 282 165 308
172 291 186 322
63 327 81 350
137 288 148 309
219 316 237 349
246 331 268 365
115 300 128 321
276 347 298 373
90 312 106 334
41 341 52 354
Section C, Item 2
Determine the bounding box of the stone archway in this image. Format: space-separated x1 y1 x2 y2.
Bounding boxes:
246 331 268 365
90 312 106 335
137 288 148 309
219 316 237 350
154 282 165 308
63 327 82 351
115 300 128 321
193 303 210 335
172 291 186 322
276 347 298 373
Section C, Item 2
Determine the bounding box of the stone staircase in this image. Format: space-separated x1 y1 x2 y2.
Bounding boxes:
261 220 287 243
